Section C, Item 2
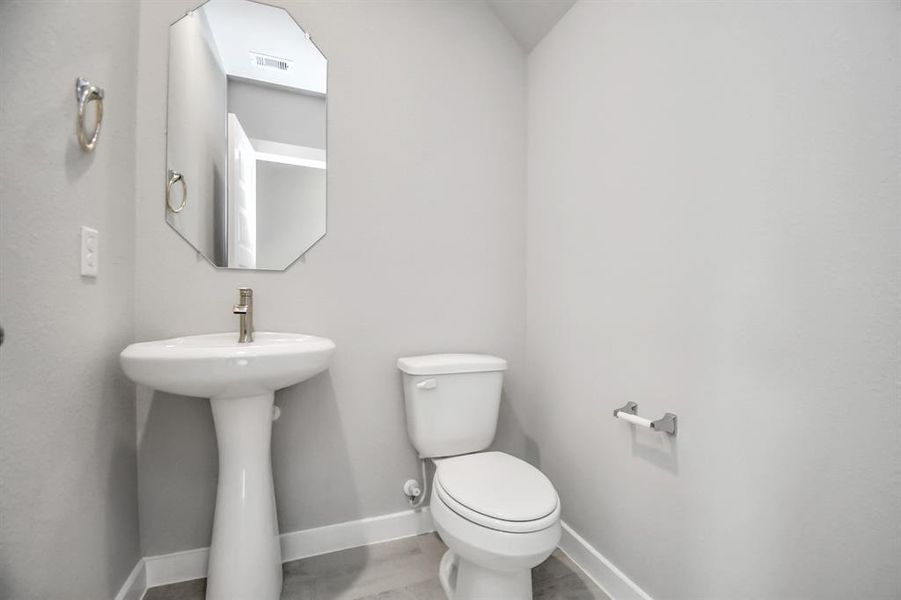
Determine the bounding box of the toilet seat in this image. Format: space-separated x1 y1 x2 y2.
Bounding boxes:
434 452 560 533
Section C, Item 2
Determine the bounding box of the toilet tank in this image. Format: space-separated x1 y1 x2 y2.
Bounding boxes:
398 354 507 458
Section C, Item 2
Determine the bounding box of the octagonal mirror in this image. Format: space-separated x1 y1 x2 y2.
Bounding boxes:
166 0 327 270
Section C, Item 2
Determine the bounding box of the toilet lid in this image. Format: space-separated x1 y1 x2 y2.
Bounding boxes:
435 452 558 525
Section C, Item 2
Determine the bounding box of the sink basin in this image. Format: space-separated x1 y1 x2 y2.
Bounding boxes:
121 331 335 398
120 331 335 600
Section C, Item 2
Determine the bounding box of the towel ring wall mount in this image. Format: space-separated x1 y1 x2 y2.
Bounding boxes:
75 77 104 152
166 170 187 213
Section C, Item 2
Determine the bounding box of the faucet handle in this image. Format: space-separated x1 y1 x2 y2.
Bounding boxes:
234 288 251 312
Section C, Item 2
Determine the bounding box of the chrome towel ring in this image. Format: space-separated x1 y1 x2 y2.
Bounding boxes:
166 170 187 213
75 77 104 152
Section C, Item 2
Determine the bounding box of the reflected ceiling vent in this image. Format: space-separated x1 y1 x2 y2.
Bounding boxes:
250 52 293 72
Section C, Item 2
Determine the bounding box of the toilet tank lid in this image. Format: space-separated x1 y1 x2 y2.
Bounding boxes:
397 353 507 375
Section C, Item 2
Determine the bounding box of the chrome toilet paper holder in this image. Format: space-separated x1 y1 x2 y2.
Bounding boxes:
613 402 677 435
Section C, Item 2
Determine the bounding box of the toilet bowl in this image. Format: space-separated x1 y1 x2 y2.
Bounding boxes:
397 354 561 600
430 452 561 599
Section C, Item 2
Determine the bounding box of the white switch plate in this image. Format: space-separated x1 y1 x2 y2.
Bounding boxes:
81 226 99 277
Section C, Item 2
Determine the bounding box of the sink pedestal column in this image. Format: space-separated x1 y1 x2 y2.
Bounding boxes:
206 392 282 600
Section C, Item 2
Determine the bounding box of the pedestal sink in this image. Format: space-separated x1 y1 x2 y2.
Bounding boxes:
120 332 335 599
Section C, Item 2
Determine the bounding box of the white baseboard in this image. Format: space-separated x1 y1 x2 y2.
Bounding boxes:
139 507 434 589
280 506 435 562
113 559 146 600
144 546 211 588
121 510 645 600
558 521 653 600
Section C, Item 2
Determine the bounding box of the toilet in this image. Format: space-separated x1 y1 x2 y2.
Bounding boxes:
398 354 561 600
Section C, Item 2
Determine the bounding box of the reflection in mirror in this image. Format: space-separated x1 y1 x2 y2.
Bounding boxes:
166 0 327 270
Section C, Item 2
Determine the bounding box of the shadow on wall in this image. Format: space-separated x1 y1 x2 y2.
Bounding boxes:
63 101 95 182
0 569 9 599
630 424 678 475
212 165 226 266
104 437 140 595
138 388 219 556
272 372 377 596
136 370 368 567
272 371 363 534
493 390 541 468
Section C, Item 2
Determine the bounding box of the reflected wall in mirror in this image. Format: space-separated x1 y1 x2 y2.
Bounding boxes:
166 0 327 270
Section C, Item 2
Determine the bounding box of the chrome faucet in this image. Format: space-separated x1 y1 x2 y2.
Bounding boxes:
233 287 254 343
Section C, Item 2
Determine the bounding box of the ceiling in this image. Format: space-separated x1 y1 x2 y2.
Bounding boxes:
201 0 326 94
486 0 577 52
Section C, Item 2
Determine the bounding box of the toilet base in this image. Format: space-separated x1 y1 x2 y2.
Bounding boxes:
439 549 532 600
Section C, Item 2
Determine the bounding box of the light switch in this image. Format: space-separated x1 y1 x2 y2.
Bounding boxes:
81 226 98 277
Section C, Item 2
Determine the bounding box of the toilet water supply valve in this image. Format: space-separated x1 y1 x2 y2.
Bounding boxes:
404 458 430 508
403 479 421 501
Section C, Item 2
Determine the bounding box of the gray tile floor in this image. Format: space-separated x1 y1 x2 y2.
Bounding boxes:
144 533 609 600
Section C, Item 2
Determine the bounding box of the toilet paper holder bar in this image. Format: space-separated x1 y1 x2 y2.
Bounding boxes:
613 402 677 435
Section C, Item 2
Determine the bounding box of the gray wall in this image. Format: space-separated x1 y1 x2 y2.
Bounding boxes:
523 1 901 599
255 161 326 269
134 0 526 556
0 1 142 598
228 79 327 150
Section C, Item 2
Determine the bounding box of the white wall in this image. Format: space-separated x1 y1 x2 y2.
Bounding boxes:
0 1 142 598
524 1 901 598
255 161 326 269
228 79 326 150
134 0 526 556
